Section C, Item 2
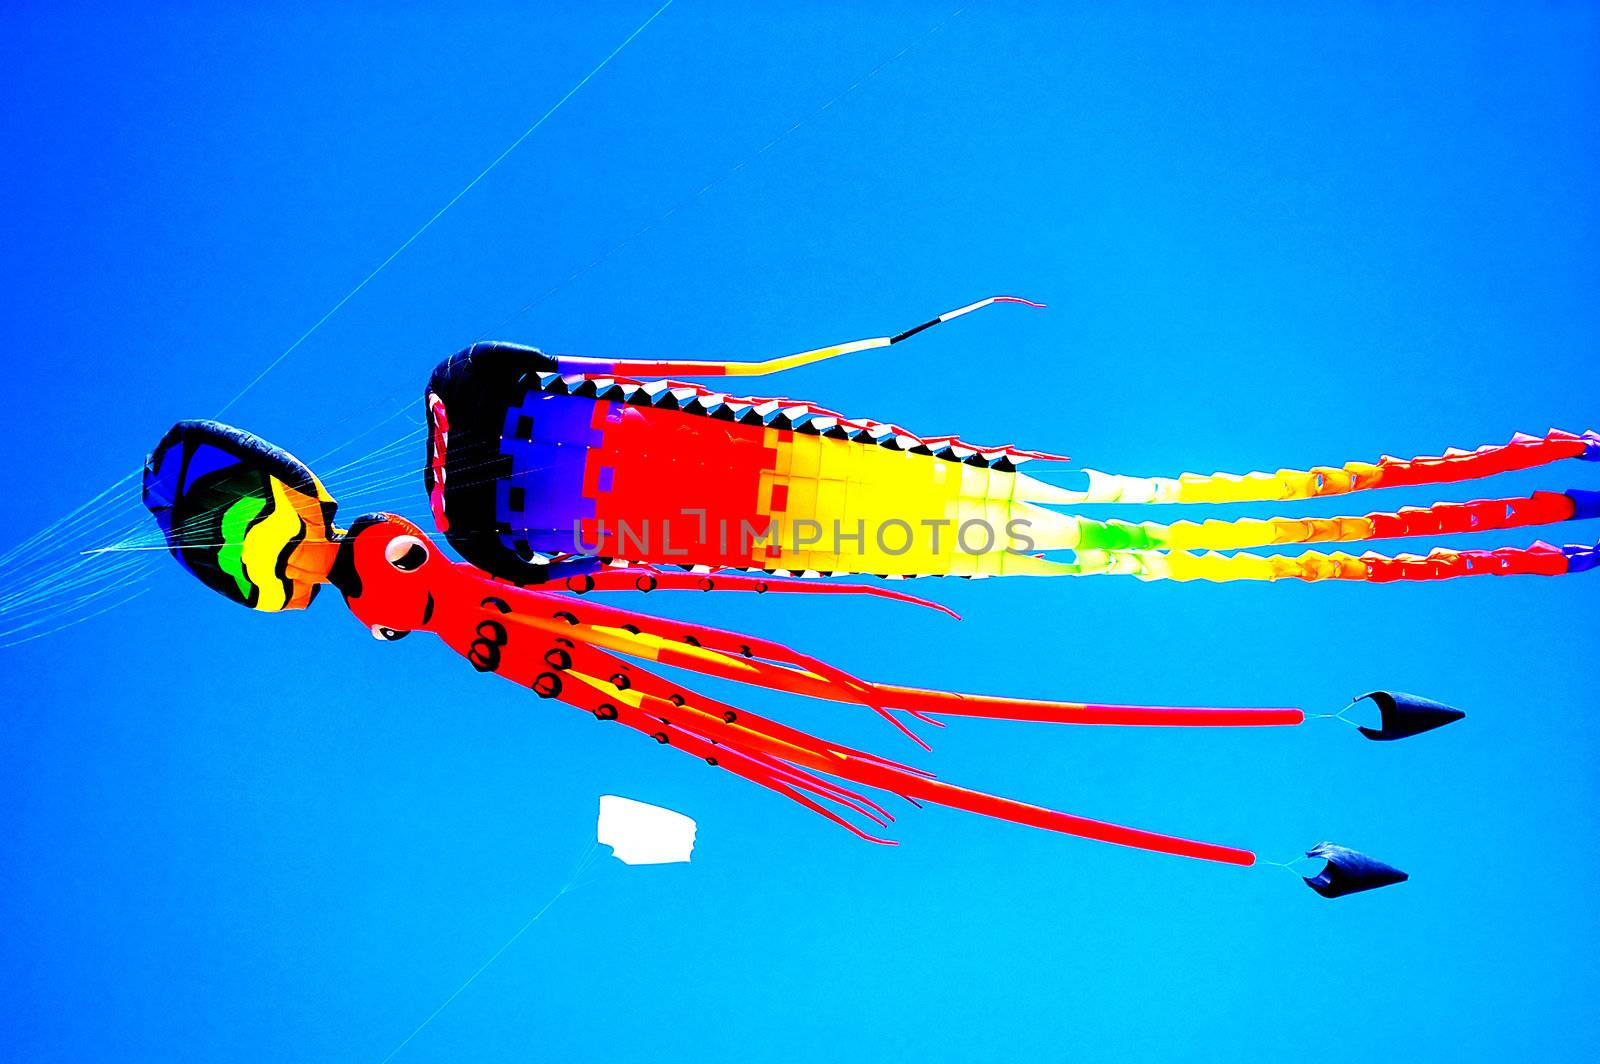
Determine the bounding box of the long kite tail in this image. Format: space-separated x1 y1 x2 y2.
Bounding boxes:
1039 429 1600 506
550 295 1045 378
539 632 1259 863
1072 538 1600 583
432 566 1453 881
1066 488 1600 553
448 577 1313 861
478 574 1308 734
869 684 1304 728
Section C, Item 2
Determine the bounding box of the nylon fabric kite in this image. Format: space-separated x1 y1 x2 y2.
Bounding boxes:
139 297 1599 896
421 298 1600 587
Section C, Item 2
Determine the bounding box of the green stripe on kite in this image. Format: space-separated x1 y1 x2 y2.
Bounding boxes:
218 495 268 600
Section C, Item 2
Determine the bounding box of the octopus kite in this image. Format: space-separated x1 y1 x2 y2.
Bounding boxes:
144 298 1600 897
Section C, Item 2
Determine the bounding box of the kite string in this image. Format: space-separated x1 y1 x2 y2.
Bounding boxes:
0 466 143 571
7 0 974 637
215 0 678 419
0 584 152 649
480 1 973 339
15 0 954 563
1307 702 1365 729
1258 857 1317 878
373 897 568 1064
2 1 679 642
373 839 610 1064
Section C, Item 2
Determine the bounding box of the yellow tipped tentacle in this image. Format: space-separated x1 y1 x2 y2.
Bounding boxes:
554 296 1044 378
1049 430 1597 506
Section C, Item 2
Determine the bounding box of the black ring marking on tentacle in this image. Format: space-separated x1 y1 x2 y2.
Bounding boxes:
480 596 511 614
553 610 579 625
544 647 572 670
532 672 563 698
594 703 618 720
468 618 508 672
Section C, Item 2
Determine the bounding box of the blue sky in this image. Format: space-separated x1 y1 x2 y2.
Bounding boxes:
3 3 1597 1061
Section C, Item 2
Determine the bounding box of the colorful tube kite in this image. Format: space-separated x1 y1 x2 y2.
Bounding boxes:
143 297 1597 894
144 415 1466 896
421 298 1600 588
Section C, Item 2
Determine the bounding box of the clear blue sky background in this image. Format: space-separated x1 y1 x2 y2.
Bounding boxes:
3 3 1597 1061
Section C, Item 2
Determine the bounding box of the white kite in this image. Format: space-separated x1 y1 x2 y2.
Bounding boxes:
597 795 697 865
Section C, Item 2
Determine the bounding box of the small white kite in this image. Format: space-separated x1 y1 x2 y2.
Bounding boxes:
597 795 697 865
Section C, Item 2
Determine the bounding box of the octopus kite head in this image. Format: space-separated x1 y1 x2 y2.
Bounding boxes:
326 512 448 639
143 420 340 611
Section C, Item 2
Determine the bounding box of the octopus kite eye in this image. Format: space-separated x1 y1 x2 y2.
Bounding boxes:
371 624 409 641
385 535 429 571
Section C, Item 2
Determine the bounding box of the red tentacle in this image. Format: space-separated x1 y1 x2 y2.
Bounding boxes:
558 671 899 845
820 754 1253 863
870 684 1305 727
567 639 941 781
485 578 935 748
557 642 1253 863
426 567 1264 863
